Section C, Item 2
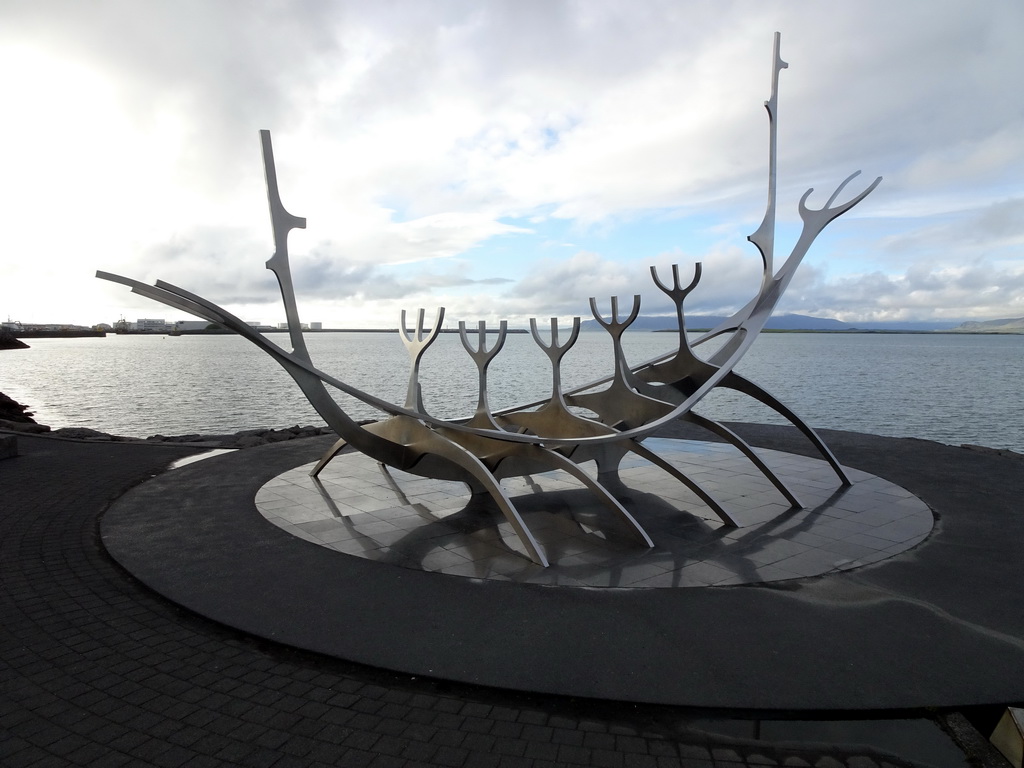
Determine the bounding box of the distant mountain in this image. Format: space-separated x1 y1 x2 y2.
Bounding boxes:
580 314 970 332
949 317 1024 333
582 313 852 332
840 320 961 331
757 314 851 330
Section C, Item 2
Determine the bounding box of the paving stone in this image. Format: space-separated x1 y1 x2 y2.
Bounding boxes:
460 732 496 752
556 743 593 764
402 740 440 762
523 740 560 761
0 434 976 768
432 745 470 767
623 752 659 768
551 727 585 746
591 748 627 768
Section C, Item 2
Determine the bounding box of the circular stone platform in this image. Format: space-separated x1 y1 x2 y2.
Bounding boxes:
100 428 1024 711
255 439 932 588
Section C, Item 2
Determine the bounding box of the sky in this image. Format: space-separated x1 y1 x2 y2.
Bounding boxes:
1 0 1022 329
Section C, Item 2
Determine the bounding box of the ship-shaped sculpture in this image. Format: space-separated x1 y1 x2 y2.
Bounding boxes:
99 34 880 566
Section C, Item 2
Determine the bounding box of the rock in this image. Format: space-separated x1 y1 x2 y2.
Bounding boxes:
135 425 331 448
961 443 1023 459
189 434 238 445
234 435 268 448
0 330 29 350
0 419 50 434
0 392 39 423
50 427 114 440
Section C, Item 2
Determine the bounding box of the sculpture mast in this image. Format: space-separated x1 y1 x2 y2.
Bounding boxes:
261 130 311 363
747 31 787 293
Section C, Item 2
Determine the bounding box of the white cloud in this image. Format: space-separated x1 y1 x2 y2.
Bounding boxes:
505 245 764 320
881 197 1024 256
781 260 1024 321
2 0 1022 327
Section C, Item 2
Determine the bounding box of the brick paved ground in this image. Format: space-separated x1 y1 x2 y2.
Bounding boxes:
0 434 974 767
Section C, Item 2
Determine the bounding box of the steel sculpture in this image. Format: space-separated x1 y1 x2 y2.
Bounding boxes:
98 34 880 567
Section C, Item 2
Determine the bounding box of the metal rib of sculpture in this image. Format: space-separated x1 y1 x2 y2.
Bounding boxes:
97 34 880 567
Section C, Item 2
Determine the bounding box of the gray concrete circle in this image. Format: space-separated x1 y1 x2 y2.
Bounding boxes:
100 428 1024 711
255 438 933 588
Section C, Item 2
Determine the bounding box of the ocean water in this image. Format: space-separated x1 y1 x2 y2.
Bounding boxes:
2 330 1022 453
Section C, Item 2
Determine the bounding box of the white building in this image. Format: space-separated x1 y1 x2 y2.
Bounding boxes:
136 319 172 332
173 320 210 331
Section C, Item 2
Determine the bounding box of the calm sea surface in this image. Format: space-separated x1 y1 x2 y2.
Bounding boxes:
2 331 1022 453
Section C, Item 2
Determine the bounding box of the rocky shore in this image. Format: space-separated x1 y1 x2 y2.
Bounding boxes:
0 328 30 350
140 424 336 449
0 391 42 427
0 391 339 448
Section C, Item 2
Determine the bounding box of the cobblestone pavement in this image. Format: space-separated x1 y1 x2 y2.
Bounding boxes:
1 434 973 767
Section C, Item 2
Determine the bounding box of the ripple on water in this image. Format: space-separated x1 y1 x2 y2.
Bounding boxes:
3 331 1021 453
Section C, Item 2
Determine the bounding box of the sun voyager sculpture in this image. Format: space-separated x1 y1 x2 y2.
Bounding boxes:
99 34 880 567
